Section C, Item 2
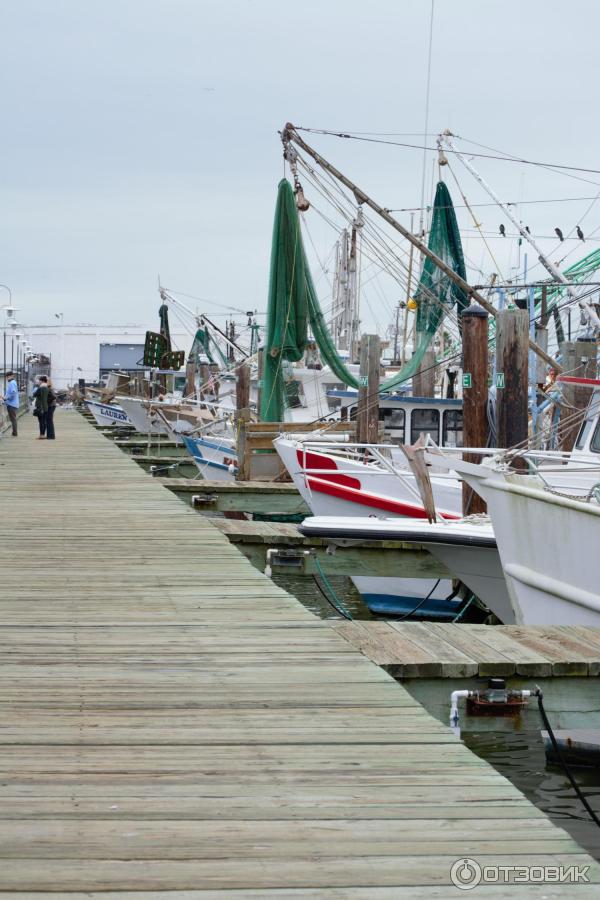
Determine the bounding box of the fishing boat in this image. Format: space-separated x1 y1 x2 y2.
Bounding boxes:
300 514 508 622
84 398 131 428
427 446 600 626
181 434 238 481
274 409 462 521
274 432 461 617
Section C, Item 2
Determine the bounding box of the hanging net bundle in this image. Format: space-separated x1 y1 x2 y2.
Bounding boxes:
260 178 467 420
381 180 468 392
261 179 360 420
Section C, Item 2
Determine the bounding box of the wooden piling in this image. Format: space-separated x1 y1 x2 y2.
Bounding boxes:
185 361 196 400
412 349 436 397
236 361 250 416
559 340 598 451
496 308 529 450
199 361 210 402
461 306 489 515
256 347 264 420
356 333 380 444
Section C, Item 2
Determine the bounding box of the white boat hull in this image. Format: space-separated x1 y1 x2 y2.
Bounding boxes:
274 437 461 520
182 435 238 482
458 467 600 626
301 516 509 622
274 437 462 617
84 400 131 428
117 397 165 435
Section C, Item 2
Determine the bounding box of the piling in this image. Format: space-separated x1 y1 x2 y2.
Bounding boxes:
185 361 196 400
235 361 250 416
496 308 529 450
356 333 380 444
256 346 264 420
461 305 489 515
199 360 210 401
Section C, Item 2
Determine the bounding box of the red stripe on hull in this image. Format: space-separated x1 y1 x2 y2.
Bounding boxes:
305 475 460 520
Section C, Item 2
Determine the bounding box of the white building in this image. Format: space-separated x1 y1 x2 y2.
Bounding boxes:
13 324 193 390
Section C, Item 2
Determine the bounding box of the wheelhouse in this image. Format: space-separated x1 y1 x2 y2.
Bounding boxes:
327 390 464 447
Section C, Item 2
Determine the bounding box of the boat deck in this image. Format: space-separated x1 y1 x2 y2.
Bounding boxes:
0 411 597 896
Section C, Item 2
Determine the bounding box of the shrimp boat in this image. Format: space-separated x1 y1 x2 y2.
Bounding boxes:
300 514 508 621
181 434 238 481
281 376 600 625
274 428 462 618
426 443 600 627
274 397 463 521
84 398 131 428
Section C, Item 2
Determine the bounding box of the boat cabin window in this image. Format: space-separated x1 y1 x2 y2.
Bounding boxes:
575 417 594 451
442 410 463 448
410 408 440 444
285 379 304 409
589 420 600 453
383 408 406 444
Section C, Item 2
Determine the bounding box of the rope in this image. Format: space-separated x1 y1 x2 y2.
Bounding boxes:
313 556 353 620
451 592 476 622
536 689 600 829
395 578 442 621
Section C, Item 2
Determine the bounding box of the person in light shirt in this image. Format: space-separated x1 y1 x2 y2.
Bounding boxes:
1 371 19 437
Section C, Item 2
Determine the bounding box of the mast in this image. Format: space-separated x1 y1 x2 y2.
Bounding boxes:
282 123 562 372
330 210 362 358
347 209 363 361
441 130 600 335
331 229 349 351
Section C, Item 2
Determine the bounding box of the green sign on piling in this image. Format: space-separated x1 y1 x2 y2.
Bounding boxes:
462 373 472 389
496 372 505 389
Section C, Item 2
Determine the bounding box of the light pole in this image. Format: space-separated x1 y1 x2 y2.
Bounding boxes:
19 339 27 389
0 284 13 388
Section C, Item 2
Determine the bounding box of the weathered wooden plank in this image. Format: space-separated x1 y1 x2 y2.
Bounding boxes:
457 624 553 677
390 623 479 677
0 855 596 892
500 626 593 676
333 623 442 676
421 624 516 676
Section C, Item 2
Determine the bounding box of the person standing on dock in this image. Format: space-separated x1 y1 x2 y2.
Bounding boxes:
46 378 57 440
1 371 19 436
34 375 49 439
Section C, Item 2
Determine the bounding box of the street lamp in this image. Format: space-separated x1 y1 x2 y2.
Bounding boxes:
0 285 15 385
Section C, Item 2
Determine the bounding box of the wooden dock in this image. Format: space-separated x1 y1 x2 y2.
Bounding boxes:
333 622 600 678
0 411 598 895
212 518 447 579
160 477 311 516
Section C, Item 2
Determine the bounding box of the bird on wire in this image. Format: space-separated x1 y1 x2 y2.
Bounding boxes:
525 225 531 234
555 227 564 242
577 226 585 241
499 224 506 237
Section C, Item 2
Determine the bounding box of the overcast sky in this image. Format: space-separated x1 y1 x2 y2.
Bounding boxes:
1 0 598 337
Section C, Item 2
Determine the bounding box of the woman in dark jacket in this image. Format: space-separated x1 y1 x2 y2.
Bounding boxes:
34 376 48 439
46 378 57 440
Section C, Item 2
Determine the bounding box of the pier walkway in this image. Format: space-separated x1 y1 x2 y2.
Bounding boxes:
0 411 597 896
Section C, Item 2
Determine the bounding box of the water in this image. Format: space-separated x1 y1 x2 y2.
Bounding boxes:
463 730 600 860
272 573 375 619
